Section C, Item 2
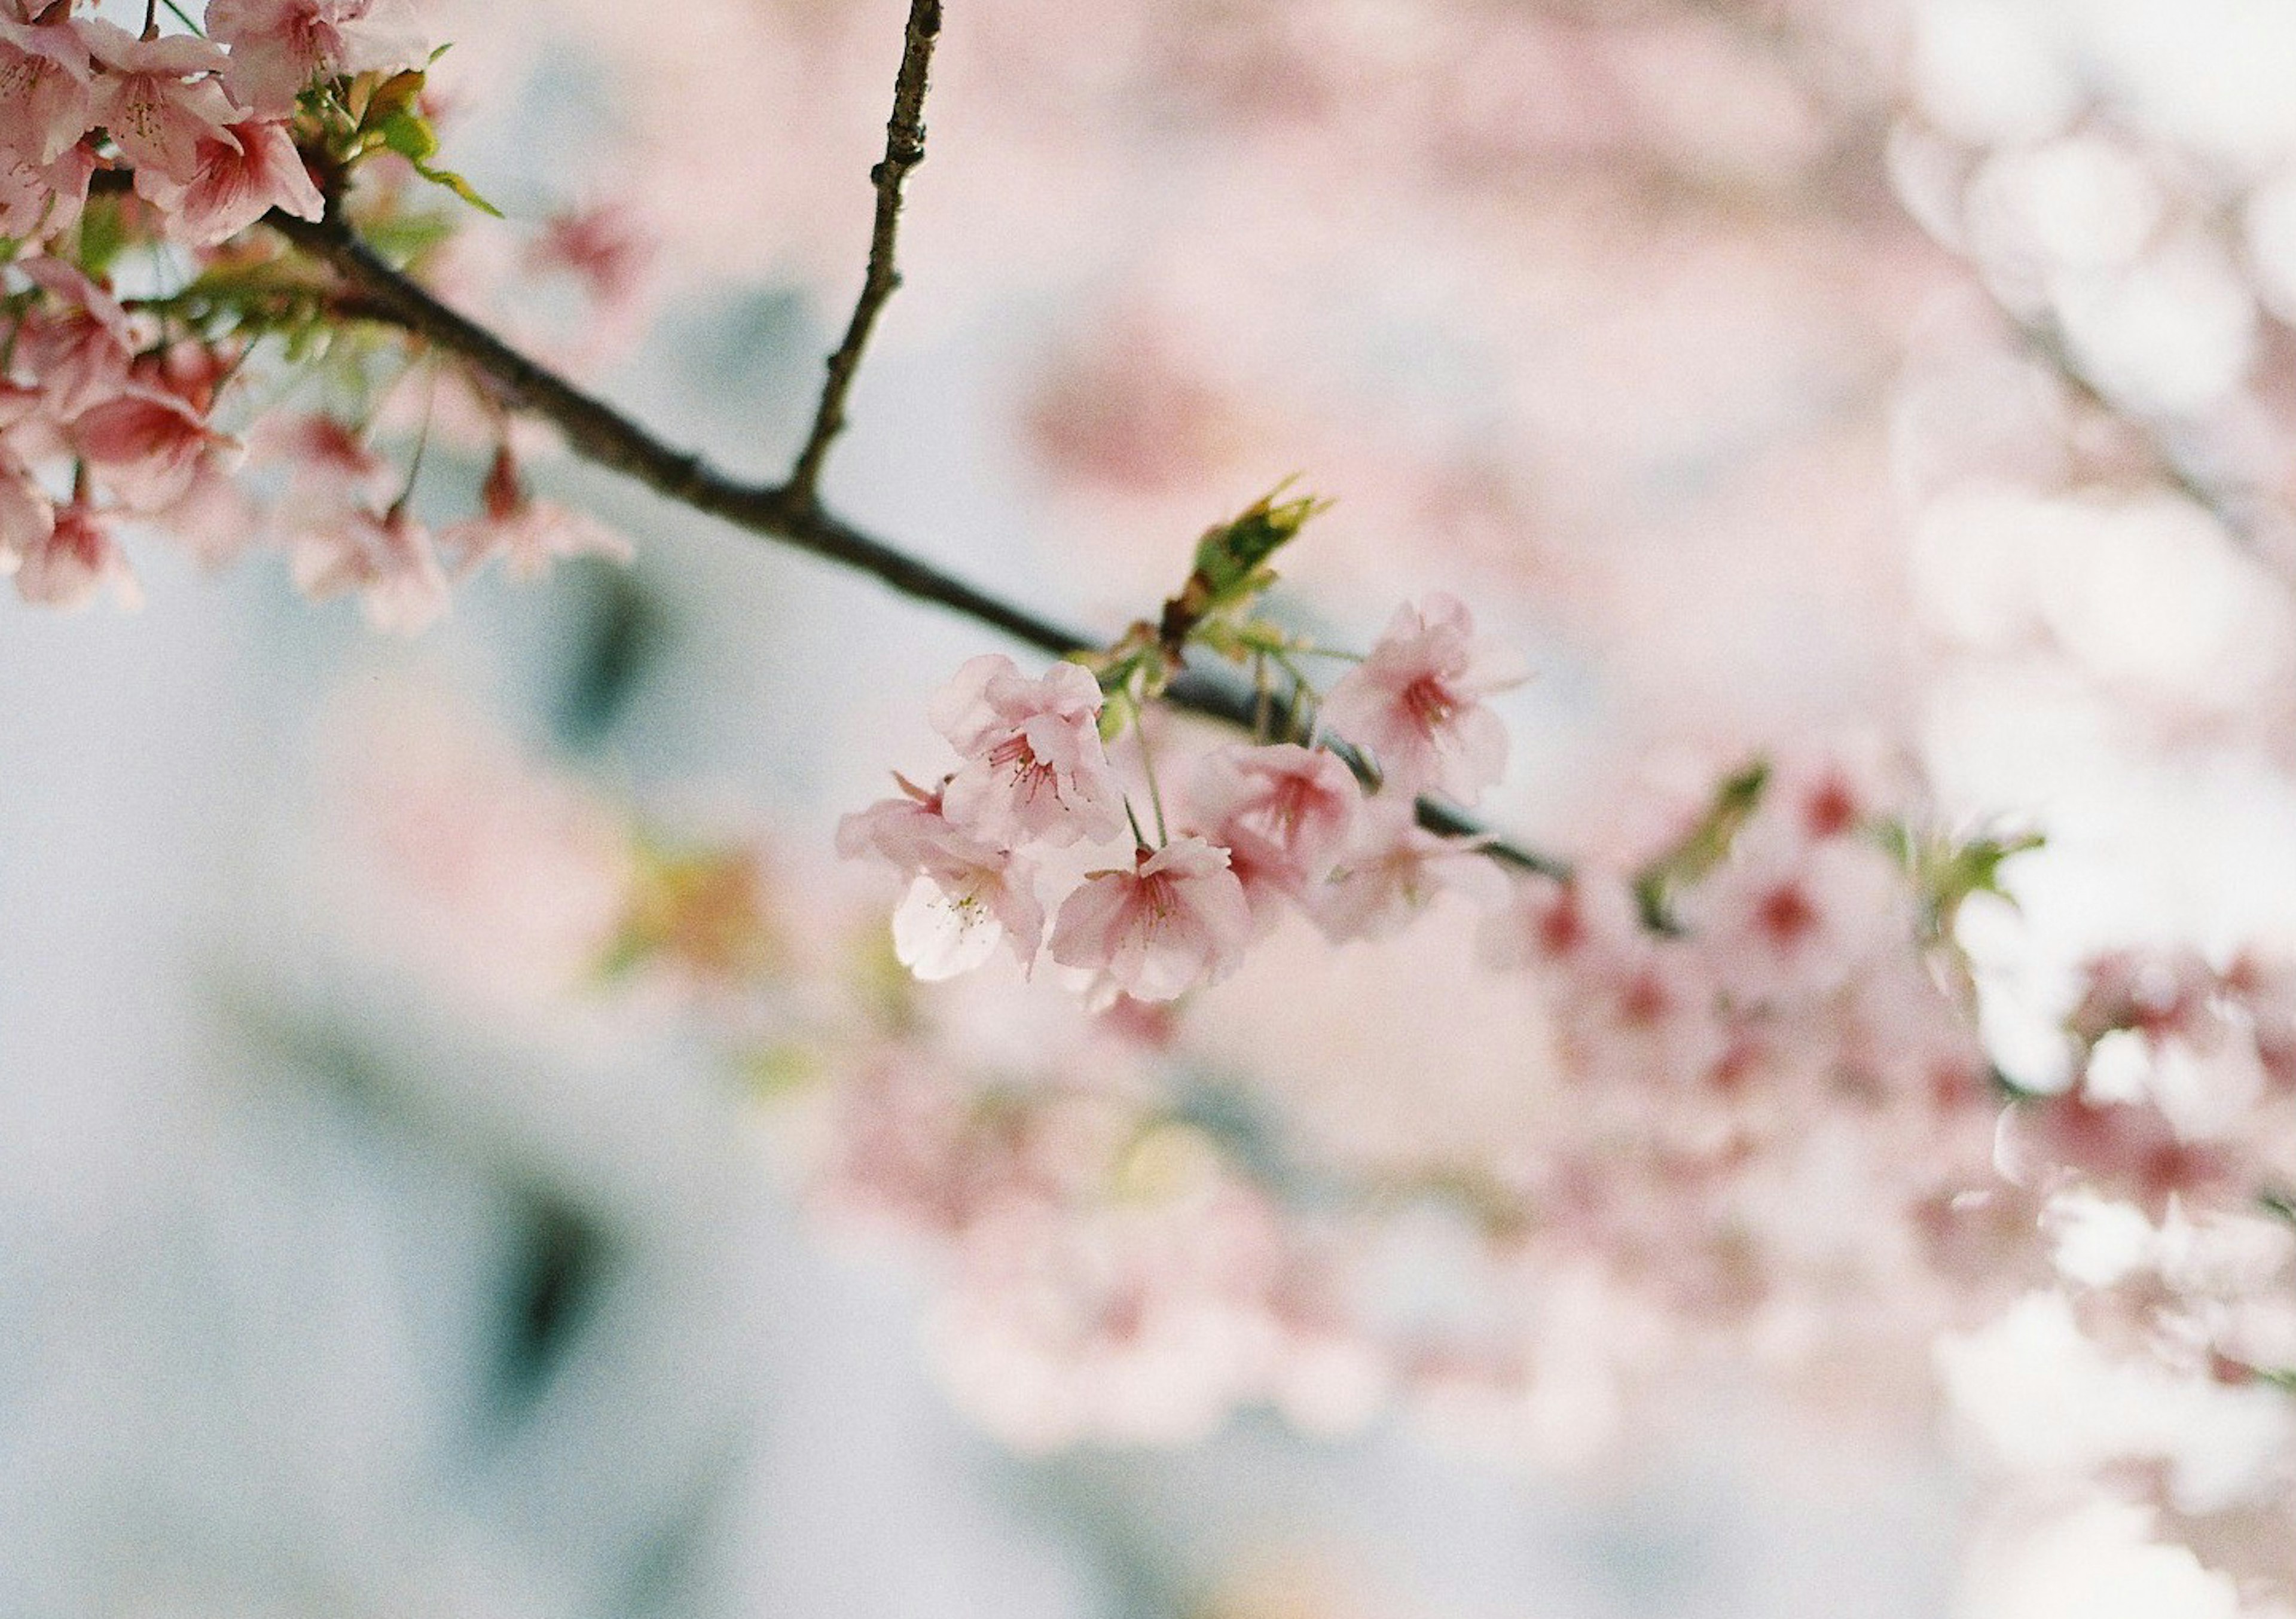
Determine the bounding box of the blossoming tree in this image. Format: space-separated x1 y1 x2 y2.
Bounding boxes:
10 0 2296 1609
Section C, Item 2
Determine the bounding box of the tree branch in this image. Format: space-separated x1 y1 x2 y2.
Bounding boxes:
782 0 942 505
265 212 1568 878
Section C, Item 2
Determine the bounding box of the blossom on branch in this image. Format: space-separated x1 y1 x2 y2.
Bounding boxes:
15 257 138 420
1049 837 1254 1003
205 0 428 118
438 444 633 582
10 497 138 610
0 11 93 166
0 139 93 242
79 21 236 184
1185 742 1362 927
931 653 1128 848
72 385 243 512
289 502 450 634
1323 592 1522 805
837 777 1046 980
132 117 324 245
1312 802 1508 943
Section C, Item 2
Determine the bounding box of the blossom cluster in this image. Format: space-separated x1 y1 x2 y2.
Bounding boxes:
0 0 390 251
0 0 631 625
839 589 1523 1004
1961 948 2296 1601
331 676 2296 1597
814 741 2068 1459
825 549 2086 1446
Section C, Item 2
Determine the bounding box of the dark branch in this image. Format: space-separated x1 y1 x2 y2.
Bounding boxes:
257 210 1568 879
782 0 943 505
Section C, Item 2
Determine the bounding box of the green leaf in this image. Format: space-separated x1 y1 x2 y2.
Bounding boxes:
1096 680 1137 744
411 161 503 218
1886 820 2045 945
361 69 428 133
357 207 460 265
1633 760 1770 928
1186 482 1328 610
375 106 439 164
73 193 129 277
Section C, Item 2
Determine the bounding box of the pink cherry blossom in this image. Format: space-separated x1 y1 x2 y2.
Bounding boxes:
1322 592 1523 804
436 444 633 581
0 139 95 243
1049 836 1254 1002
930 653 1128 848
1555 938 1727 1095
80 22 237 185
72 385 243 512
289 503 450 634
524 202 657 312
439 497 633 582
1996 1090 2245 1222
132 118 323 245
14 256 138 418
0 13 93 166
205 0 428 118
154 450 263 570
1477 869 1642 973
1185 743 1361 924
1312 804 1509 943
1675 825 1906 1007
11 497 139 610
263 411 396 515
1769 749 1892 845
836 777 1046 980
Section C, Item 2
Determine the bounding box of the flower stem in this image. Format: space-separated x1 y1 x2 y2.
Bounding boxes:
1137 722 1170 846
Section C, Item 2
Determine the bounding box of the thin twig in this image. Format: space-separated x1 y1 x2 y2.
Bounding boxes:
782 0 942 506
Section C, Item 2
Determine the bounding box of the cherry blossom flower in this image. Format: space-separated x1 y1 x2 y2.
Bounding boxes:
837 777 1046 980
439 496 633 582
1049 836 1254 1002
1677 824 1906 1007
1185 743 1361 925
154 451 264 570
289 503 450 634
0 139 95 243
80 22 237 185
1312 804 1508 943
1477 869 1641 973
132 118 323 245
930 653 1128 847
264 411 396 517
1769 749 1891 844
1322 592 1523 804
1996 1090 2246 1223
72 385 243 512
436 444 633 581
0 12 93 166
931 1180 1294 1450
10 498 139 610
15 256 138 419
204 0 429 117
524 202 657 311
1555 938 1728 1095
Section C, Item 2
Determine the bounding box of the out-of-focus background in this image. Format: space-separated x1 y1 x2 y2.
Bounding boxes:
10 0 2296 1613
